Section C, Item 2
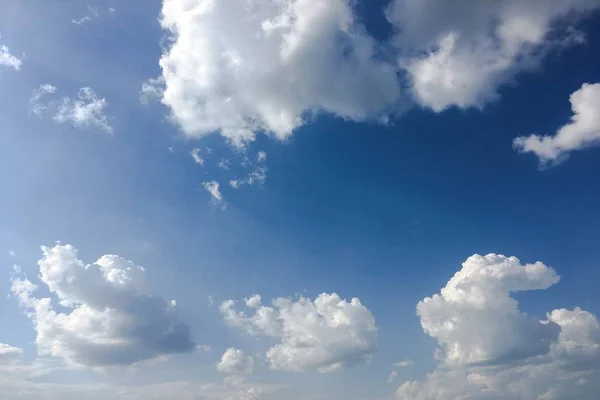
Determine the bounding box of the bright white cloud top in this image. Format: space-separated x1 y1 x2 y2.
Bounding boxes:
217 348 255 375
397 253 600 400
154 0 401 146
221 292 378 373
10 244 195 367
387 0 598 112
148 0 600 146
514 82 600 165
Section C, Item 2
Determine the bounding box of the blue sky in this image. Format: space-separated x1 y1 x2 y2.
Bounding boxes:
2 1 600 399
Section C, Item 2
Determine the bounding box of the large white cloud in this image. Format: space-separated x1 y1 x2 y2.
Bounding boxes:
217 348 255 375
514 82 600 165
387 0 600 112
10 244 195 367
397 253 600 400
220 292 377 373
149 0 600 144
152 0 401 146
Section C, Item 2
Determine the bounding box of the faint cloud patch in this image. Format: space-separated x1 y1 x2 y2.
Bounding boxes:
30 85 113 133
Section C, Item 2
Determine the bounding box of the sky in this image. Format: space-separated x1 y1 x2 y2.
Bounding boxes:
1 0 600 399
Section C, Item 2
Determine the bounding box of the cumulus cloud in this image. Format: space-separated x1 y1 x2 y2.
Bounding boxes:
190 148 204 165
397 253 600 400
147 0 600 145
0 344 23 363
514 82 600 165
387 0 600 111
153 0 401 146
30 85 113 133
220 292 377 373
10 244 195 368
418 254 560 367
0 40 22 70
388 370 399 384
217 348 255 375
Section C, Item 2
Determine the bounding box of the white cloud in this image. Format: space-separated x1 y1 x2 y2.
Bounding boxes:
220 292 378 373
387 0 600 112
514 82 600 165
30 85 113 133
0 40 22 70
10 244 195 368
393 359 414 368
396 253 600 400
202 181 225 207
418 254 560 367
190 148 204 165
154 0 401 146
217 348 255 375
388 370 398 384
9 250 17 258
0 344 23 363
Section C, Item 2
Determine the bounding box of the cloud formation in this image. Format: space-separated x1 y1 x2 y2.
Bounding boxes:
217 348 255 375
153 0 401 146
221 292 377 373
30 85 113 133
0 40 22 70
514 82 600 165
387 0 598 112
10 244 195 368
397 253 600 400
148 0 600 146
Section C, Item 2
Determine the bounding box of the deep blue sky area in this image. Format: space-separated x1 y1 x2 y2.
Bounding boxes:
1 1 600 400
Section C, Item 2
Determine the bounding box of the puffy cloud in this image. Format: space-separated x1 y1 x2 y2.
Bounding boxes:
10 244 195 367
514 83 600 165
0 40 22 70
0 344 23 363
190 148 204 165
387 0 599 111
30 85 113 133
418 253 560 367
220 292 378 373
153 0 401 146
396 253 600 400
217 348 255 375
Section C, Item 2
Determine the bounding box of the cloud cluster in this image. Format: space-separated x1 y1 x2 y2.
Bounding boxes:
397 253 600 400
217 348 255 375
153 0 401 146
149 0 599 145
387 0 597 112
0 40 22 70
11 244 195 368
221 292 378 373
514 82 600 165
30 85 113 133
